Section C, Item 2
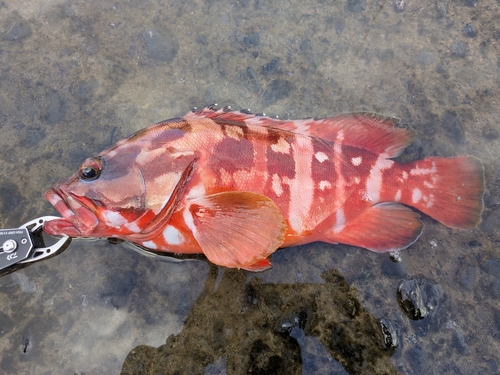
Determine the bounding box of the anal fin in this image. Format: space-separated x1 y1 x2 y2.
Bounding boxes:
188 192 286 271
327 203 423 253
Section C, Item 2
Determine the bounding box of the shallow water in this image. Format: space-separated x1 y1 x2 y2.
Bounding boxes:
0 0 499 374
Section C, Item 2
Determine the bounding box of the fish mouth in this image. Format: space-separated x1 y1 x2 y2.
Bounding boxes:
43 188 99 237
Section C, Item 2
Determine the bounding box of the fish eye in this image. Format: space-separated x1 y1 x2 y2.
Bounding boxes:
78 157 103 181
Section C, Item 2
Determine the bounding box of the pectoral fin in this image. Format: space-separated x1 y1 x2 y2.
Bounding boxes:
188 192 286 271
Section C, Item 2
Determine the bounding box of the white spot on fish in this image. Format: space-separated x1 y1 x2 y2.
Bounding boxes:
423 180 434 188
271 137 291 154
410 162 437 176
315 151 328 163
319 180 332 191
412 188 423 203
394 189 402 201
125 221 141 232
354 177 360 184
351 156 362 166
333 208 346 234
183 208 196 232
104 210 129 228
365 156 394 203
424 193 435 208
225 125 244 140
186 184 206 199
286 136 314 232
402 171 408 179
272 174 283 197
142 240 157 250
163 225 184 245
219 168 232 185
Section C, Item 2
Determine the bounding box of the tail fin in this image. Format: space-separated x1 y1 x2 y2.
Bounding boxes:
404 156 484 229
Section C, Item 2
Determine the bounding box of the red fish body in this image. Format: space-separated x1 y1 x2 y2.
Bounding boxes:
44 107 484 271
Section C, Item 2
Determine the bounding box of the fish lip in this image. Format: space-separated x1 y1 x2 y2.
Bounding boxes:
44 187 99 236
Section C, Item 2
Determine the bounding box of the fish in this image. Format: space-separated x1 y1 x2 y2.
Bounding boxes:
43 106 485 271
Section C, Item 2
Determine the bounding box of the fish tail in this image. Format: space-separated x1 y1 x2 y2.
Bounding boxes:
403 156 484 229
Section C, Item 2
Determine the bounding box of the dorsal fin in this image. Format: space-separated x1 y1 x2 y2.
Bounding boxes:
184 107 415 158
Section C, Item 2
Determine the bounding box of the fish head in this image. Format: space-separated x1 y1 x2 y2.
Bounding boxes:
44 141 198 239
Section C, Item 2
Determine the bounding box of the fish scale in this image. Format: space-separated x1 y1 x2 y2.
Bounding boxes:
44 107 485 271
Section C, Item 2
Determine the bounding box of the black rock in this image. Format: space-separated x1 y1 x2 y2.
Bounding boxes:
3 19 32 41
450 41 468 58
0 181 23 216
379 318 399 351
74 78 99 100
442 110 464 144
406 345 429 373
397 276 442 320
140 29 179 62
261 58 279 76
455 264 476 290
263 79 293 105
459 0 478 6
239 32 260 48
346 0 366 12
463 23 478 37
44 89 67 124
452 328 470 355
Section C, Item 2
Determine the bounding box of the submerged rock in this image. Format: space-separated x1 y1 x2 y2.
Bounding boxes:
397 276 442 320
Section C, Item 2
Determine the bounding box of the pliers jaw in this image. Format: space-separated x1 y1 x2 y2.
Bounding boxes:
0 216 71 273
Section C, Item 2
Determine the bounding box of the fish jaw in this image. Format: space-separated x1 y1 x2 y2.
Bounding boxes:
44 188 99 236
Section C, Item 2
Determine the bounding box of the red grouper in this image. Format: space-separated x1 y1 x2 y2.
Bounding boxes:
44 107 484 271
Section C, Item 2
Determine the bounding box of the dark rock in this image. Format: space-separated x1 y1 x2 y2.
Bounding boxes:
44 90 67 124
140 29 179 62
3 19 32 41
379 318 399 351
397 276 442 320
452 329 470 355
398 278 427 319
334 18 344 35
441 110 464 143
435 0 449 18
458 0 478 6
450 41 468 58
463 23 477 37
0 311 15 336
74 78 99 100
483 192 500 208
456 264 476 290
493 309 500 331
0 181 23 216
482 126 499 140
346 0 366 12
238 32 260 48
196 34 208 46
263 79 293 105
436 64 449 78
261 58 279 76
480 208 500 231
480 257 500 275
406 346 429 374
381 256 406 278
394 1 405 12
24 127 45 149
489 278 500 299
101 270 138 309
418 49 435 65
245 67 261 92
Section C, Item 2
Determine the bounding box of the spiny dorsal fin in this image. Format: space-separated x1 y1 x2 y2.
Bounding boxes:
184 107 415 158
